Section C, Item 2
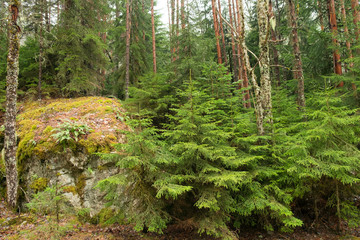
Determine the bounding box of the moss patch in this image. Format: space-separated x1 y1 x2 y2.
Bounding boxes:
29 177 48 193
16 97 129 163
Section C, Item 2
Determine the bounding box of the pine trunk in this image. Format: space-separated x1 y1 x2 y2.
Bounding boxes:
287 0 305 108
181 0 185 30
211 0 222 64
151 0 157 73
171 0 176 62
340 0 353 69
5 0 20 208
228 0 238 81
125 0 131 99
39 0 43 100
217 0 227 65
318 0 325 31
352 0 360 41
328 0 342 78
237 0 251 108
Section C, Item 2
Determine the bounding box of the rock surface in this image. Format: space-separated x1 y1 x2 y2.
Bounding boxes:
13 97 129 215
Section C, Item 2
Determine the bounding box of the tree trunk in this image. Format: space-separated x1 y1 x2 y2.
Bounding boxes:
257 0 273 135
286 0 305 108
352 0 360 41
318 0 325 31
5 0 21 208
39 0 43 100
237 0 251 108
171 0 176 62
211 0 222 64
340 0 353 69
125 0 131 99
181 0 185 30
269 0 280 86
217 0 227 65
151 0 157 73
328 0 342 78
228 0 238 81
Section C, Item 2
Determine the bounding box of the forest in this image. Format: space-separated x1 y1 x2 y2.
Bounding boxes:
1 0 360 239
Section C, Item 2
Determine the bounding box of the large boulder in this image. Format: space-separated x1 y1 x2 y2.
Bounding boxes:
14 97 129 216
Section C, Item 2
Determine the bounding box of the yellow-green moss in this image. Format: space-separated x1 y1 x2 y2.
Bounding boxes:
75 174 86 199
62 186 76 194
30 177 48 193
17 97 129 162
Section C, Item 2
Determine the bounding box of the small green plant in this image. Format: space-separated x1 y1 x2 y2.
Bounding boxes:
51 120 92 145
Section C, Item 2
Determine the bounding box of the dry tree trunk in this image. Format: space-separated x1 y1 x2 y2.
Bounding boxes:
125 0 131 99
212 0 222 64
286 0 305 108
5 0 21 208
151 0 157 73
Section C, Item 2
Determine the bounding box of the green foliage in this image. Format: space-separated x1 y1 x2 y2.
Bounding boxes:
51 120 92 145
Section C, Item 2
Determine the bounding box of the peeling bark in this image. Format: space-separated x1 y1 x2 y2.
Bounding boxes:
5 0 20 208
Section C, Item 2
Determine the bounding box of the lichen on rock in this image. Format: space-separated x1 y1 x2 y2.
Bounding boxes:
15 97 129 215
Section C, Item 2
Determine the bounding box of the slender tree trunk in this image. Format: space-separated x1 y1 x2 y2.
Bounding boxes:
228 0 238 81
257 0 273 135
211 0 222 64
286 0 305 108
39 0 43 100
171 0 176 62
237 0 250 108
328 0 342 78
340 0 353 68
181 0 185 30
352 0 360 41
318 0 325 31
176 0 180 60
125 0 131 99
269 0 280 86
151 0 157 73
217 0 227 65
5 0 21 208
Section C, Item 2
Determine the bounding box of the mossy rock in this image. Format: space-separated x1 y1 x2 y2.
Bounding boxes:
16 97 129 163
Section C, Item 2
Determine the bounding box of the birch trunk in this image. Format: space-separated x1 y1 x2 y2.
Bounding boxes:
269 0 280 86
5 0 21 208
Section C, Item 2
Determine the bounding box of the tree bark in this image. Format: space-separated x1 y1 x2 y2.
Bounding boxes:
257 0 273 135
217 0 227 65
286 0 305 108
39 0 43 100
340 0 353 68
151 0 157 73
5 0 20 208
228 0 238 81
237 0 250 108
125 0 131 99
328 0 342 78
181 0 185 30
269 0 280 86
211 0 222 64
352 0 360 41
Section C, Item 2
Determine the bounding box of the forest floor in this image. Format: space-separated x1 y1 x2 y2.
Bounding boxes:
1 199 360 240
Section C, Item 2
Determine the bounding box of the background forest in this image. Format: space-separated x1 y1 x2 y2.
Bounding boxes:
2 0 360 239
